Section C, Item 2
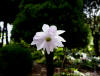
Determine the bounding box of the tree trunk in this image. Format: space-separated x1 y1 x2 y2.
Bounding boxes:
0 26 1 37
1 23 5 47
99 35 100 55
1 21 8 46
0 26 2 47
45 52 54 76
4 22 9 45
93 14 99 56
94 32 99 56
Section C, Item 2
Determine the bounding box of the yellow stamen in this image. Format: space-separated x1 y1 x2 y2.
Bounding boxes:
46 37 51 42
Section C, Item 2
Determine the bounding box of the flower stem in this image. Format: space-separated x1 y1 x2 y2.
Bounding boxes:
45 52 54 76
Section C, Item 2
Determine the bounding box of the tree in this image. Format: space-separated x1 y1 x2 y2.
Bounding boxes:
0 0 21 46
11 0 91 76
12 0 90 48
0 26 2 47
84 0 100 56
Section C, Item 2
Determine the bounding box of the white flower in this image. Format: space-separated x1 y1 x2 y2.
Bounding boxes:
31 24 66 54
80 53 88 60
74 70 85 76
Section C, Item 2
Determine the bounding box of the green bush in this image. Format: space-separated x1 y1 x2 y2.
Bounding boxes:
12 0 91 48
0 44 33 76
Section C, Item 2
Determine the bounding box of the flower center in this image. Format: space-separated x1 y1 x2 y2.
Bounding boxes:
45 37 51 42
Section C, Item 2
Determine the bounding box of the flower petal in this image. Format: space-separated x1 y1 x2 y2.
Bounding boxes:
31 41 36 45
42 24 49 32
50 47 53 52
34 32 45 39
37 40 46 50
45 45 50 54
36 32 44 36
57 30 65 35
31 24 66 55
49 25 57 35
44 42 53 54
56 36 66 42
47 50 50 54
50 25 57 32
56 41 64 47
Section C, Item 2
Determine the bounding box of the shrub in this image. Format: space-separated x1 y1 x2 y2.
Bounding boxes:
0 44 33 76
12 0 90 48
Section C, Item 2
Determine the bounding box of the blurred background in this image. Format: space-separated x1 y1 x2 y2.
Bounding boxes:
0 0 100 76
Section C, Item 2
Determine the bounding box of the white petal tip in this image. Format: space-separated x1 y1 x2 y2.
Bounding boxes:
62 40 66 42
47 52 50 55
31 42 35 45
42 24 49 32
57 30 65 35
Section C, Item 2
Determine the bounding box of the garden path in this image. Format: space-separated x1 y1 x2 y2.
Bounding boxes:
30 62 100 76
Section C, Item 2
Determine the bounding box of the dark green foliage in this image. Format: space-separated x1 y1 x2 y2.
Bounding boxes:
11 0 90 48
32 50 43 60
0 44 33 76
54 48 65 67
0 0 21 23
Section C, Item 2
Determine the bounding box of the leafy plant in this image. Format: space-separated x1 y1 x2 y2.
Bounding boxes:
0 44 33 76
